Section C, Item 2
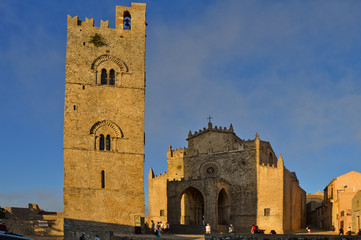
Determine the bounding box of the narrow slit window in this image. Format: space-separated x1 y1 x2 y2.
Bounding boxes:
101 69 107 85
264 208 270 216
106 135 111 151
109 69 115 85
101 170 105 188
123 11 131 30
269 153 273 165
99 134 105 150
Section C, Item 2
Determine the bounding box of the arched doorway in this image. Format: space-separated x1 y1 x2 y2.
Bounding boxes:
180 187 204 225
218 188 230 225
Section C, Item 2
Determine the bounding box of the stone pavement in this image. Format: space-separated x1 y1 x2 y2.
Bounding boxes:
113 234 204 240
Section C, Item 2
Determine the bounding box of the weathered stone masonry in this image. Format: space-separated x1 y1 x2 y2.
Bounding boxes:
149 122 306 234
63 3 146 238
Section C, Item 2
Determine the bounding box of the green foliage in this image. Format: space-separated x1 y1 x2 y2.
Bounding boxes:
89 33 106 47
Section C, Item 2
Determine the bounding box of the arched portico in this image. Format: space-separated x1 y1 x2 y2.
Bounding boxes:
180 186 204 225
218 188 230 225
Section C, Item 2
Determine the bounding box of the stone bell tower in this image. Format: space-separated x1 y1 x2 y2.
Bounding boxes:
63 3 146 237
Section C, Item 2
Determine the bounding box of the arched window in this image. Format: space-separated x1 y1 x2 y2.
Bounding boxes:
124 11 131 30
269 153 274 165
101 69 107 85
106 135 111 151
101 170 105 188
109 69 115 85
99 134 105 150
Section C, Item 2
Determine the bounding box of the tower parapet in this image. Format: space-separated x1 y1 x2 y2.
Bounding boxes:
67 3 146 31
167 145 188 158
187 123 234 140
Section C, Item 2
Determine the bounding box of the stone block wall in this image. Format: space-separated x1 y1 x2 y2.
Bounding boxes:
64 3 146 236
148 170 168 224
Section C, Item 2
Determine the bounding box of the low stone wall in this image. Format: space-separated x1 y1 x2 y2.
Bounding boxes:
205 234 361 240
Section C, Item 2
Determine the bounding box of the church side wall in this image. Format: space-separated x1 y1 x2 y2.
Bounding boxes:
283 170 306 233
147 173 168 224
257 164 284 234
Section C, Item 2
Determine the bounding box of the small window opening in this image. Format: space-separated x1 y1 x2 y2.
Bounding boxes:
99 134 105 150
101 69 107 85
160 210 165 216
82 85 85 90
109 69 115 85
264 208 270 216
83 42 85 46
123 11 131 30
101 170 105 188
106 135 111 151
269 153 273 165
73 105 76 110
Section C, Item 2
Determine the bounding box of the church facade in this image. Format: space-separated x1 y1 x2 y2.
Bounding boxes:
63 2 306 236
63 3 146 238
148 122 306 233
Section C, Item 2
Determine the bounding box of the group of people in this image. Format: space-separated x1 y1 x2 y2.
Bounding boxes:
250 224 273 234
206 223 275 235
79 223 361 238
336 226 361 235
148 220 170 238
205 223 234 234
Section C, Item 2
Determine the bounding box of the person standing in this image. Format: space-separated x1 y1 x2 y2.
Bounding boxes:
165 222 170 233
94 235 100 240
155 226 162 238
160 222 164 233
151 220 155 233
339 227 344 235
347 226 352 235
331 226 335 235
228 224 234 233
251 225 256 234
80 233 86 240
205 224 211 234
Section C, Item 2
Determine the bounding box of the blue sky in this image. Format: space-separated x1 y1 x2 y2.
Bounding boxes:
1 0 361 212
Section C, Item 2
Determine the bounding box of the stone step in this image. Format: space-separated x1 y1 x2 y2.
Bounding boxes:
169 224 206 234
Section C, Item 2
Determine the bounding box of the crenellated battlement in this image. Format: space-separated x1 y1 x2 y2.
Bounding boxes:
167 145 188 158
168 175 203 182
260 162 277 168
67 15 110 29
67 2 146 31
187 122 234 139
153 171 168 179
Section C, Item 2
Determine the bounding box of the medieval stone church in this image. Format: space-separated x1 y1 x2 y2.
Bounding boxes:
63 2 305 237
148 121 306 234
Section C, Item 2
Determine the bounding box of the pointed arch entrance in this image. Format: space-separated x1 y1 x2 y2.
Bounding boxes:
218 188 230 225
180 187 204 225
